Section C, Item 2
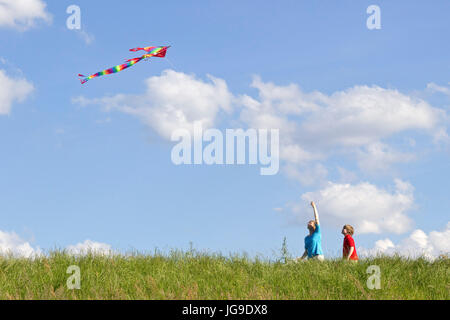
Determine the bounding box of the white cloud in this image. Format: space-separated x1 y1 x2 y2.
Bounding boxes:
0 0 51 31
337 167 358 183
283 163 328 187
299 179 415 234
0 230 113 258
372 238 396 253
427 82 450 97
0 69 34 114
429 224 450 254
240 79 444 147
243 76 323 116
433 127 450 145
0 230 41 258
76 73 448 153
66 239 113 256
75 73 450 183
238 78 448 180
75 70 234 140
299 85 442 147
76 29 95 45
356 142 415 173
280 144 322 164
360 222 450 260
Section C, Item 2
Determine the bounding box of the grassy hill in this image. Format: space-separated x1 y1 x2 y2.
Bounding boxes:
0 250 448 299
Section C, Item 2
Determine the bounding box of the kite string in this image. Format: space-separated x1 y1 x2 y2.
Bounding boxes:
165 57 177 71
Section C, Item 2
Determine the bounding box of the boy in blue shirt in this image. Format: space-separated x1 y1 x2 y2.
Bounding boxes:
299 201 324 261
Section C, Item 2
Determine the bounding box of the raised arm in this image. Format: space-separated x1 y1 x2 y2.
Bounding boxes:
311 201 320 225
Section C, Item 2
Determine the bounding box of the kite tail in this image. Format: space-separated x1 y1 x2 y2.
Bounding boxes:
78 46 170 84
129 47 146 52
78 74 89 84
125 57 143 63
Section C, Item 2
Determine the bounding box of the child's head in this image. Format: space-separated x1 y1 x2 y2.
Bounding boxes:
307 220 316 233
342 224 354 236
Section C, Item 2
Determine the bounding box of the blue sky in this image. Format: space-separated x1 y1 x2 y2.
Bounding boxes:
0 0 449 259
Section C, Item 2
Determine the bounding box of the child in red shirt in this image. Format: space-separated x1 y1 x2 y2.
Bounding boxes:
342 224 359 261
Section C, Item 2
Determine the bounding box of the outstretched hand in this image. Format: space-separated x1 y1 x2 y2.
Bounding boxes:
311 201 319 224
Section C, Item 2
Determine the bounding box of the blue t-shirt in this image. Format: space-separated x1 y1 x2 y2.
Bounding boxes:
304 223 323 258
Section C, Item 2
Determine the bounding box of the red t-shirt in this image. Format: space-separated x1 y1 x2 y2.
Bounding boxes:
343 234 358 260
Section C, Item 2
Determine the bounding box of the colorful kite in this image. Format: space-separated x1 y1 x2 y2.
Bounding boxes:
78 46 170 84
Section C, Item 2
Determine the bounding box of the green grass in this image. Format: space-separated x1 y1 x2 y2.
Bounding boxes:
0 250 448 300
